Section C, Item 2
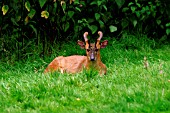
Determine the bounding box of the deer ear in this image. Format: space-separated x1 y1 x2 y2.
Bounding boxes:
100 40 108 48
77 40 85 49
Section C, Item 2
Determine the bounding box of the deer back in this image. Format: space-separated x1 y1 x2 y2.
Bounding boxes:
44 55 88 73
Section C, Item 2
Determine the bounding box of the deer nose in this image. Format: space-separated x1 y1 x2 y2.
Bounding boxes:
91 58 95 61
90 53 95 61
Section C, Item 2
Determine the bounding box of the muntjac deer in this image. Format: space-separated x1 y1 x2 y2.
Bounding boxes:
44 31 108 75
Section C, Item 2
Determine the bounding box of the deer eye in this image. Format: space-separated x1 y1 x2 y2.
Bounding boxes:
95 49 98 51
86 49 90 52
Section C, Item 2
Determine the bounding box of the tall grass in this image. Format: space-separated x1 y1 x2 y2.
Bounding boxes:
0 34 170 113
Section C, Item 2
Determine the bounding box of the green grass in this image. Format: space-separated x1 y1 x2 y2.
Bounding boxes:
0 35 170 113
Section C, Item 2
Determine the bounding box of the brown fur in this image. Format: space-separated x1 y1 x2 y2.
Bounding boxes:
44 31 108 75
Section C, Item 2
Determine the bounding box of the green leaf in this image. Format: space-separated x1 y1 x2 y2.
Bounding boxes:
146 11 151 15
160 25 164 29
41 11 49 19
131 6 136 13
11 18 19 26
103 5 107 11
121 19 129 29
78 20 83 24
148 2 152 5
99 20 104 28
152 12 156 18
95 13 100 20
54 2 57 8
2 24 8 30
64 22 70 32
166 22 170 27
166 28 170 35
16 16 21 22
62 16 66 22
39 0 47 8
68 11 74 18
136 3 141 8
75 7 81 12
88 18 95 23
74 25 82 33
128 2 134 6
90 1 97 5
2 5 9 15
109 25 117 32
25 1 31 12
122 7 129 12
145 6 149 11
89 25 98 34
156 19 161 25
97 1 102 6
25 16 29 24
115 0 125 8
80 1 85 6
28 9 36 19
29 24 37 36
159 35 167 42
82 18 87 22
141 7 146 13
135 11 140 18
133 20 137 27
74 0 80 5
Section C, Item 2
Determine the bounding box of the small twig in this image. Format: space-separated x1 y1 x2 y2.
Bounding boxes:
143 56 149 70
159 62 163 74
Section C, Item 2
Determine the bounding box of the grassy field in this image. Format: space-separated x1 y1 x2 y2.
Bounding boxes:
0 36 170 113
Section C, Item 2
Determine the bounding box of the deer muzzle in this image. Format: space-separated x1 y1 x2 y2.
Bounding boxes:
90 52 95 61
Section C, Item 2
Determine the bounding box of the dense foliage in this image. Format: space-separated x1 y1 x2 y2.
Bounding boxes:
0 0 170 61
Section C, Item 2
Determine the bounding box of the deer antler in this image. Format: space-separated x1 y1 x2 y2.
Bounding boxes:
83 32 88 42
97 31 103 41
96 31 103 47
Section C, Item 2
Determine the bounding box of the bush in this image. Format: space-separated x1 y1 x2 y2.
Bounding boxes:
0 0 170 61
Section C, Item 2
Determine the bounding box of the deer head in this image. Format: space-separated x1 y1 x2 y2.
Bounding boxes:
77 31 108 61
